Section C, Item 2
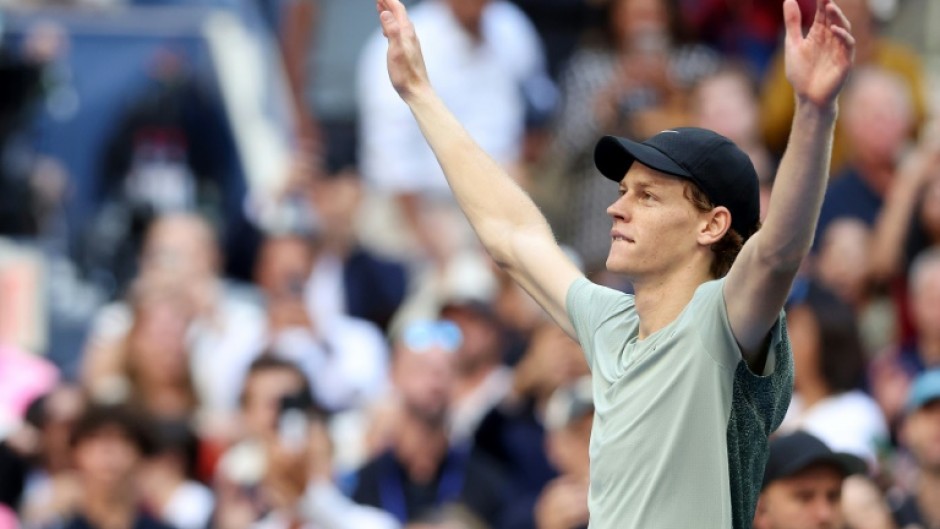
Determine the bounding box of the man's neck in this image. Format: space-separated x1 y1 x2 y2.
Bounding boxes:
917 470 940 527
82 487 137 529
396 415 449 484
632 267 713 340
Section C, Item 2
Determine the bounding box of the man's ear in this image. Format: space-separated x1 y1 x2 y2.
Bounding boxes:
698 206 732 246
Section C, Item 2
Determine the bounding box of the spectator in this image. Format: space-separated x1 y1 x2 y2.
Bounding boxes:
17 385 88 529
814 218 896 356
57 404 170 529
254 233 390 413
474 322 588 500
892 369 940 528
540 0 720 273
304 168 408 333
778 282 888 464
357 0 546 265
691 63 775 203
138 420 214 529
759 0 926 170
115 279 198 422
532 377 593 529
439 291 512 443
81 212 265 419
871 249 940 433
753 431 865 529
352 320 513 526
870 131 940 284
815 67 917 244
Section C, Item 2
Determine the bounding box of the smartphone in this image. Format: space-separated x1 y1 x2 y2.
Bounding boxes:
278 391 315 452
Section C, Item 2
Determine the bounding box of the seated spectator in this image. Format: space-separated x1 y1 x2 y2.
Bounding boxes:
16 385 88 529
109 279 198 423
532 377 593 529
891 369 940 528
815 218 896 355
139 420 213 529
81 212 265 420
870 131 940 284
474 322 588 501
871 249 940 433
779 282 888 464
254 233 389 413
58 404 171 529
352 320 513 526
759 0 926 170
815 67 917 244
305 168 408 333
753 431 865 529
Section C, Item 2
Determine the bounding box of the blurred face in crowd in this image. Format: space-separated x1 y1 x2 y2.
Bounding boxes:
140 214 219 284
816 219 872 307
393 327 458 427
440 304 501 375
73 426 143 493
911 258 940 341
754 464 845 529
843 69 914 170
126 289 192 389
241 367 309 438
546 412 593 480
613 0 670 47
255 236 313 298
694 71 759 148
307 172 362 250
903 399 940 474
38 385 87 473
446 0 490 35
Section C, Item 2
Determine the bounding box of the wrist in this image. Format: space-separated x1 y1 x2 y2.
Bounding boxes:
403 83 436 108
794 98 839 121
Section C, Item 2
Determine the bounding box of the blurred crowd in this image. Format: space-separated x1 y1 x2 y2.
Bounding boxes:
0 0 939 528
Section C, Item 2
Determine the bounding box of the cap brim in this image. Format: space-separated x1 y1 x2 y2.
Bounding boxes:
777 452 867 484
594 136 692 183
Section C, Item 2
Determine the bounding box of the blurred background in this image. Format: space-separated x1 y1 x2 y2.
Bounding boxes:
0 0 939 528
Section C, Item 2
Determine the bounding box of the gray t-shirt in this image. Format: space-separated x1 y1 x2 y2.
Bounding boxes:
566 277 793 529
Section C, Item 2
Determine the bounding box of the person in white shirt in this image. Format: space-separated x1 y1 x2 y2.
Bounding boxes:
357 0 548 263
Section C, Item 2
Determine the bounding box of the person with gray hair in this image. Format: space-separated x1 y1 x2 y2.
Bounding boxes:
870 247 940 432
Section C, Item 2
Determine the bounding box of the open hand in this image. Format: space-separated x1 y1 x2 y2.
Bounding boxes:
784 0 855 109
377 0 431 101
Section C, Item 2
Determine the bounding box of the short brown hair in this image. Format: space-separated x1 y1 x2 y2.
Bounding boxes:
683 183 751 278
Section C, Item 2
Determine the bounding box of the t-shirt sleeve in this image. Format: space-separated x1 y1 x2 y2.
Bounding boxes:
691 279 787 376
565 277 633 367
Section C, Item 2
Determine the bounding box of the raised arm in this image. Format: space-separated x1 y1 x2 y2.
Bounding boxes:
375 0 583 335
724 0 855 362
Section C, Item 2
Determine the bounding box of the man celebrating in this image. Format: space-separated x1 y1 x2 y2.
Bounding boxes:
374 0 854 526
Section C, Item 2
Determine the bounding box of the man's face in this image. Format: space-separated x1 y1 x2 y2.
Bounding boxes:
754 465 845 529
903 400 940 473
241 369 308 438
912 264 940 341
606 164 712 279
393 345 456 426
73 426 142 492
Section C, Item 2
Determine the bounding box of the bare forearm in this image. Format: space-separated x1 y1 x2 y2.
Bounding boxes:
404 88 554 263
758 101 838 268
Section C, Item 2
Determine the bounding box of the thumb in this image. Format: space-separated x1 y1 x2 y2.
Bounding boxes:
379 10 398 38
783 0 803 46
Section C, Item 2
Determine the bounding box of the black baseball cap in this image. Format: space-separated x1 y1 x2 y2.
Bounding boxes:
762 431 866 490
594 127 761 238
